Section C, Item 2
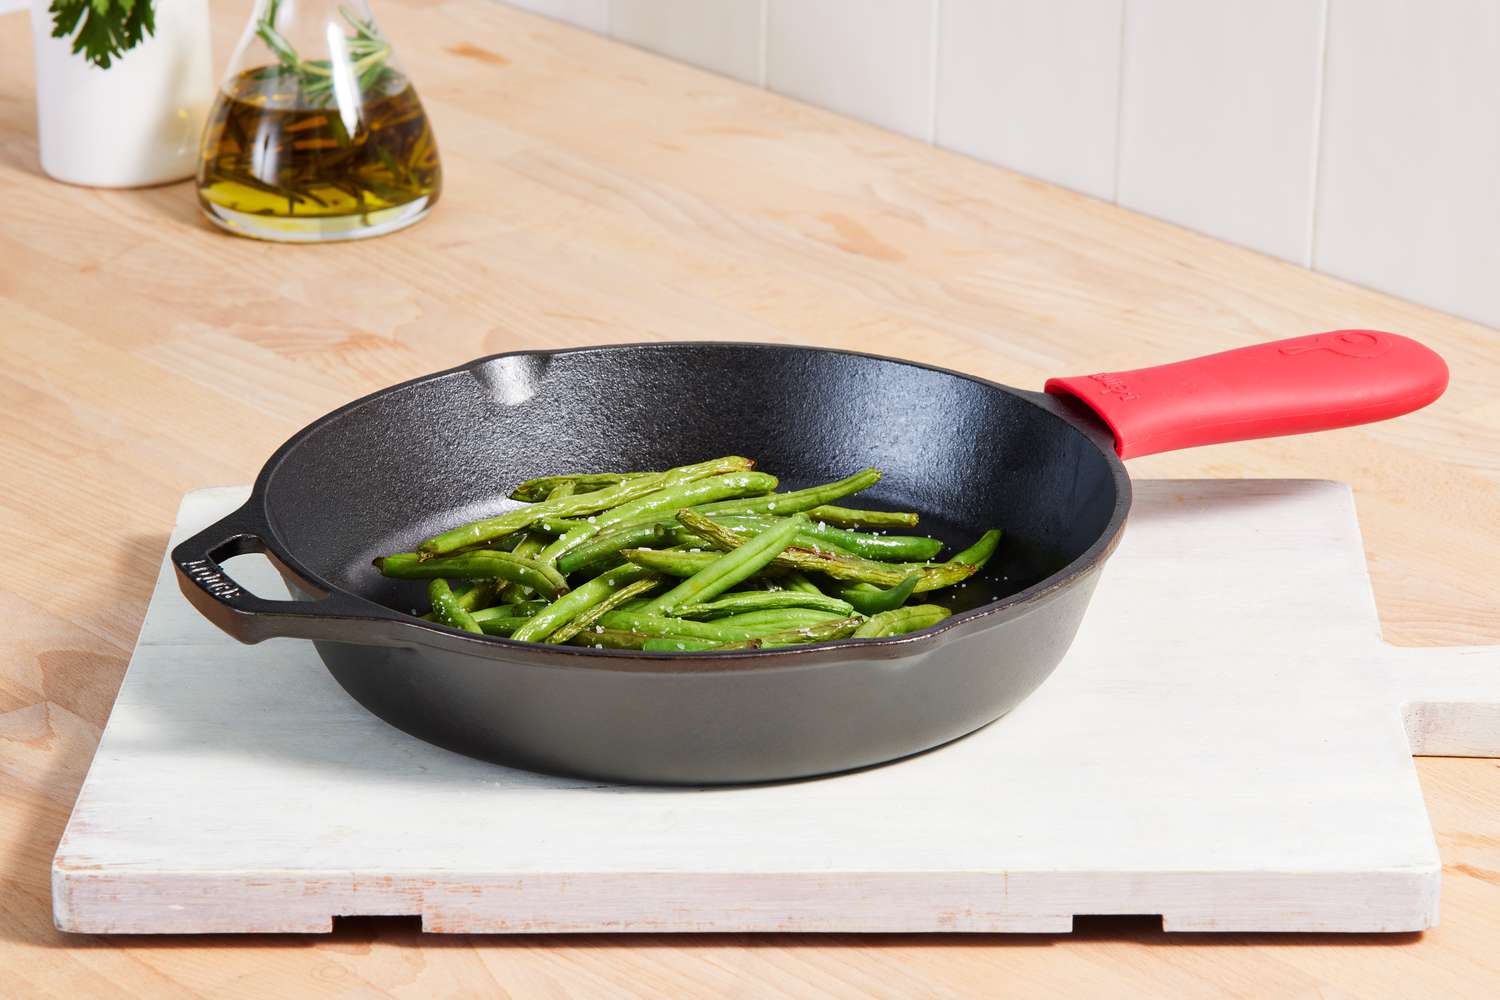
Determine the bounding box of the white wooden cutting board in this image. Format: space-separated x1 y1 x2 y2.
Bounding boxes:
52 481 1500 934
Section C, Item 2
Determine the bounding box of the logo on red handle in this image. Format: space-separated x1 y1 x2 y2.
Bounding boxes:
1087 372 1141 400
1278 331 1392 360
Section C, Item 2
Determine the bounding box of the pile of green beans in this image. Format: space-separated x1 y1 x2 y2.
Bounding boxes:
372 457 1002 653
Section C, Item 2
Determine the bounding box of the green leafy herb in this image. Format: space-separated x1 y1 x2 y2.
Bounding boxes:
49 0 156 70
256 0 398 108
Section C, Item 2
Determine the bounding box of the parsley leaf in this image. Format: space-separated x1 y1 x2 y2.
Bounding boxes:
49 0 156 70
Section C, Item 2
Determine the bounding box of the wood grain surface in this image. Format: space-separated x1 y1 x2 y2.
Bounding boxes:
2 1 1497 995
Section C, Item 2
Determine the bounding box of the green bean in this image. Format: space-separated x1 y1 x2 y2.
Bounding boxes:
565 628 654 650
421 593 541 622
375 550 569 597
453 579 503 612
423 599 516 620
548 576 662 645
820 549 974 592
557 522 674 575
520 486 577 547
949 528 1002 569
666 528 712 550
510 532 548 561
853 604 951 638
474 614 531 636
427 579 482 634
592 471 778 532
588 476 780 539
642 638 717 653
510 472 652 502
497 531 549 604
837 572 920 615
605 455 752 490
813 526 939 561
641 636 763 652
531 516 592 535
667 523 854 558
419 505 571 556
513 488 588 581
814 527 997 595
418 456 753 554
537 523 599 569
510 563 652 643
675 511 975 593
757 616 866 647
672 591 854 619
619 548 717 577
712 514 942 562
642 636 720 652
713 608 852 629
804 505 920 529
472 533 526 552
471 601 546 622
638 514 808 615
627 541 958 592
597 611 760 642
781 571 826 595
693 468 881 518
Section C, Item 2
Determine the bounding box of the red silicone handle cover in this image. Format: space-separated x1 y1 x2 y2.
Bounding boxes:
1044 330 1448 459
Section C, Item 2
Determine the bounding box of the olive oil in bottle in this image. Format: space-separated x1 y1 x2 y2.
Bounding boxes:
196 0 441 242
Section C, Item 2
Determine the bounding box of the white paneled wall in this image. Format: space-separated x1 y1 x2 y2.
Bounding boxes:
505 0 609 32
1115 0 1326 265
498 0 1500 330
936 0 1124 201
764 0 936 140
611 0 763 84
1314 0 1500 329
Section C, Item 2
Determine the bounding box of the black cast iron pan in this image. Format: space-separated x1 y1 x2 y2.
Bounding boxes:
172 334 1447 783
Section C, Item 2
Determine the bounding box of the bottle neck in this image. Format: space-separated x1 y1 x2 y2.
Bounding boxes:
252 0 380 26
242 0 385 58
226 0 401 114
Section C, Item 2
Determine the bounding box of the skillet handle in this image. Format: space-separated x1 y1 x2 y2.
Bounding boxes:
171 500 418 645
1044 330 1448 459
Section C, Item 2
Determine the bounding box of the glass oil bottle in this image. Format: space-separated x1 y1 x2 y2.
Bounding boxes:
197 0 441 242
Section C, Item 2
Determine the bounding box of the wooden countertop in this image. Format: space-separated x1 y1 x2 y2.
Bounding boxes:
3 1 1496 995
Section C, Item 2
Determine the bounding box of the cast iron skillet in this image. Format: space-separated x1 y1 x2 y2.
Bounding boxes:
172 334 1447 784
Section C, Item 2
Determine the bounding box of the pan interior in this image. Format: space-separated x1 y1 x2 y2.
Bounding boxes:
260 344 1122 620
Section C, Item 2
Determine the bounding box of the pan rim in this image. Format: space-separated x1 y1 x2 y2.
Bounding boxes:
255 341 1133 669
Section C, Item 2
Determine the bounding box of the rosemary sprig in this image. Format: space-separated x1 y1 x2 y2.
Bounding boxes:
256 1 398 108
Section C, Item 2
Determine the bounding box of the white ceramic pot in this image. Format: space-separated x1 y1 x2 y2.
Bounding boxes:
29 0 214 187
